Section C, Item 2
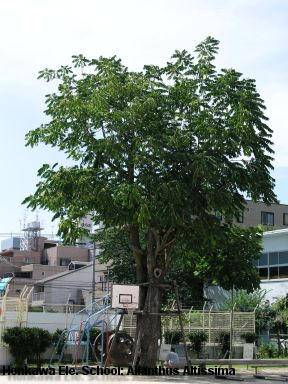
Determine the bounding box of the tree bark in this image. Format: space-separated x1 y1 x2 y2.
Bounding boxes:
129 227 174 367
137 284 162 367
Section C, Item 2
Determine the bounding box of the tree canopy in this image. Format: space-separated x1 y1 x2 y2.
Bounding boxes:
97 224 263 308
24 36 276 366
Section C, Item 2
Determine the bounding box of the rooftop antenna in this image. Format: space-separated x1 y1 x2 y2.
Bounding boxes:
20 212 43 252
23 209 28 230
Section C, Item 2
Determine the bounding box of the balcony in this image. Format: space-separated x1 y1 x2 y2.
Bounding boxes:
31 291 45 306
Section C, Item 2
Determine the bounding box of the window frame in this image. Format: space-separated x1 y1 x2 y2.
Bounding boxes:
257 249 288 280
261 211 274 226
236 211 244 223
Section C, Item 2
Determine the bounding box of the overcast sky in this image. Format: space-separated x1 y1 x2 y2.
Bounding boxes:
1 0 288 235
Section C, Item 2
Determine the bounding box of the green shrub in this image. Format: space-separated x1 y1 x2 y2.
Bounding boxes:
28 328 52 367
28 306 43 312
217 332 230 358
3 327 52 368
188 331 208 357
240 332 257 343
163 330 182 344
258 343 277 358
3 327 32 367
52 329 67 356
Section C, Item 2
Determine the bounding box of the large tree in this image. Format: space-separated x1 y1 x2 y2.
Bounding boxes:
24 37 276 366
96 224 263 308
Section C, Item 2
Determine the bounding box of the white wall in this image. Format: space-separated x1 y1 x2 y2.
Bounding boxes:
0 346 12 365
42 263 108 306
263 230 288 252
26 312 120 333
27 312 83 332
260 279 288 303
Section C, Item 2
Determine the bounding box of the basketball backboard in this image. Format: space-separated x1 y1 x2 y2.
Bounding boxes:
111 284 140 309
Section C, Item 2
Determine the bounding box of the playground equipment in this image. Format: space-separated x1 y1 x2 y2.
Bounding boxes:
49 293 135 367
49 283 142 367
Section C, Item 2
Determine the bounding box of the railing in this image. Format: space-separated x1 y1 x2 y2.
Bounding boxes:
28 303 86 313
32 292 45 302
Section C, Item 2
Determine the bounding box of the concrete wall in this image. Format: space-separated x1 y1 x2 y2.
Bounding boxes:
12 250 41 264
261 279 288 302
238 200 288 229
26 311 119 333
22 264 67 280
37 262 109 306
263 230 288 252
41 265 102 305
0 346 12 366
45 246 89 266
0 250 41 279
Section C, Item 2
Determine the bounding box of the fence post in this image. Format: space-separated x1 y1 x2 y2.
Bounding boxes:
209 308 212 343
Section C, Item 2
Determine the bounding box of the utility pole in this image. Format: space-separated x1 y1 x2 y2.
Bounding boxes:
92 241 96 307
229 284 234 359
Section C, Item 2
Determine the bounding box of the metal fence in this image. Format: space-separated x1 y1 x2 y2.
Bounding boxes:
123 310 255 344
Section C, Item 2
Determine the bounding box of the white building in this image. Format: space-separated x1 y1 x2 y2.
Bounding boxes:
205 228 288 307
32 260 110 310
257 228 288 302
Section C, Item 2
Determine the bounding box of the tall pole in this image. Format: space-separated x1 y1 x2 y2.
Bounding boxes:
173 281 190 366
92 241 96 307
229 285 234 359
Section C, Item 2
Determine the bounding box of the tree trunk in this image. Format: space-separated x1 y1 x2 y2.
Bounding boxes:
137 284 162 367
130 227 172 367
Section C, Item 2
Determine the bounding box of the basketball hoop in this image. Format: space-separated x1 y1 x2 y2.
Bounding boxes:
111 284 139 310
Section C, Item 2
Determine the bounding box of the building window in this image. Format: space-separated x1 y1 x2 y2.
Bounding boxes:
257 250 288 280
261 211 274 226
279 251 288 264
236 212 244 223
60 258 71 266
279 266 288 278
269 266 279 279
258 267 268 279
269 252 278 265
100 274 108 291
259 253 268 266
283 213 288 226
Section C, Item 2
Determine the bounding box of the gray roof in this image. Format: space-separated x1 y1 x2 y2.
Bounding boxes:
34 262 92 285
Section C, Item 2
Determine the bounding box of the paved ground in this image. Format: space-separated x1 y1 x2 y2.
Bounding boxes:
2 367 288 383
1 374 288 383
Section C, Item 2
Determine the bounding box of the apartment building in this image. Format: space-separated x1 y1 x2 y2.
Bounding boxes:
32 260 110 310
5 264 67 297
235 200 288 229
0 235 90 296
43 245 89 266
